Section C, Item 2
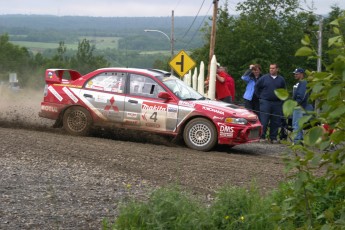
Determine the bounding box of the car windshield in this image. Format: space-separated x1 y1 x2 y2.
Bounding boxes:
161 76 206 100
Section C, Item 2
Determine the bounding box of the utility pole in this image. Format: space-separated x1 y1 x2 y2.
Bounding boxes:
171 10 175 74
208 0 219 76
316 16 323 115
317 16 323 72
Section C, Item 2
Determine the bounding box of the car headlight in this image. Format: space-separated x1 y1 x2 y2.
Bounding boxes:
225 117 248 125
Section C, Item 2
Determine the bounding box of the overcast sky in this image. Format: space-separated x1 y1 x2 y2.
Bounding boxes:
1 0 344 17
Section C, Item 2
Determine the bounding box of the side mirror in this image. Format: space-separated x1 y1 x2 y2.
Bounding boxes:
158 92 172 100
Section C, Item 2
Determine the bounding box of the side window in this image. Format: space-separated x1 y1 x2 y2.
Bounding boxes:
130 74 165 98
85 72 126 93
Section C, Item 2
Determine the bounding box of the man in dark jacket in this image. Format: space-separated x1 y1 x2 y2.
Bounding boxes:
255 63 286 143
292 68 313 144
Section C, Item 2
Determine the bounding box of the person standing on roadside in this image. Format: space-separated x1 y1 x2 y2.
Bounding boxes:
255 63 286 143
204 64 235 103
292 68 313 144
221 66 236 103
241 64 262 118
214 65 233 103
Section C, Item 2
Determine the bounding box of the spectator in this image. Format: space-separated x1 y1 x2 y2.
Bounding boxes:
220 66 236 102
255 63 286 144
214 65 233 103
292 68 313 144
241 64 262 117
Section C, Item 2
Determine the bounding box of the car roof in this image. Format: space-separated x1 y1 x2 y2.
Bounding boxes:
96 67 171 77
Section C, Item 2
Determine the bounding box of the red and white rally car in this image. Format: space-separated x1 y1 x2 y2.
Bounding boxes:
39 68 262 151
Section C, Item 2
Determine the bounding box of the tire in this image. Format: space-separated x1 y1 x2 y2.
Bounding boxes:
183 118 217 151
63 106 92 136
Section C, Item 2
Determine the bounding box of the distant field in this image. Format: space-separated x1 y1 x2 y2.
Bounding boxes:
11 36 121 53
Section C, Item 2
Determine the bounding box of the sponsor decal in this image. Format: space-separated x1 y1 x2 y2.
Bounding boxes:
124 120 140 126
178 101 195 107
218 124 234 138
55 84 82 88
142 103 167 112
168 107 177 113
202 106 224 115
167 106 178 119
126 112 138 119
141 111 148 121
48 86 63 101
94 94 108 103
213 116 224 121
48 71 53 79
41 105 58 112
145 123 160 128
63 87 78 103
141 101 167 130
104 96 119 113
92 85 104 91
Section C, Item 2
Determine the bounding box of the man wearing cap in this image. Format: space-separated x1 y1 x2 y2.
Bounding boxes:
292 67 313 144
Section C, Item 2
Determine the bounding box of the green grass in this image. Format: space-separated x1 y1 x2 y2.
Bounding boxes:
11 36 122 53
103 185 276 230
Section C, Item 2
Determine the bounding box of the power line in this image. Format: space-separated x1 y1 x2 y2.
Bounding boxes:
183 2 213 45
181 0 207 39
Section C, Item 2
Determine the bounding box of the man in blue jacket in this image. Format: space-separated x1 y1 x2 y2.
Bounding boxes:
255 63 286 143
292 68 313 144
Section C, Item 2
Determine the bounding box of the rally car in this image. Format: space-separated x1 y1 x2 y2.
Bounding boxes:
39 68 262 151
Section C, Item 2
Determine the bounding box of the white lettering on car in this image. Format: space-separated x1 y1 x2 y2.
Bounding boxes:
219 124 234 138
142 104 167 112
41 105 58 112
202 106 224 115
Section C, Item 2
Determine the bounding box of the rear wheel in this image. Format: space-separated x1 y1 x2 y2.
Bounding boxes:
183 118 217 151
63 106 92 136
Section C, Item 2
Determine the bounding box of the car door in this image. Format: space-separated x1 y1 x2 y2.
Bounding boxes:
79 71 126 123
124 73 178 132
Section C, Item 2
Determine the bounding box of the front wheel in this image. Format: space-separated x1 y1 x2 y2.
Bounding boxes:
183 118 217 151
63 106 92 136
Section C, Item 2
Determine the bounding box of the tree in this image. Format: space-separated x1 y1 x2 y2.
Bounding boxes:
70 39 109 74
0 33 31 84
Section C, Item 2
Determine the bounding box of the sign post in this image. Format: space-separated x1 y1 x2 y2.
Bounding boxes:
169 50 196 78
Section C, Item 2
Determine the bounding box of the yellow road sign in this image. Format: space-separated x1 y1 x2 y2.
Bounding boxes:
169 50 196 77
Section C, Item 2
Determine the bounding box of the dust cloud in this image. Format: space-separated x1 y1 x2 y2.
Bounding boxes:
0 85 55 130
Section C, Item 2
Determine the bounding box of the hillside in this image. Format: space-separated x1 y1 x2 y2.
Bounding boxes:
0 15 209 51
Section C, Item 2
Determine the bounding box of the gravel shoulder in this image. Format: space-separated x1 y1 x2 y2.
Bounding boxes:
0 89 291 229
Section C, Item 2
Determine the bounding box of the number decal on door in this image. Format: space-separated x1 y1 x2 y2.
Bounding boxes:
150 112 158 122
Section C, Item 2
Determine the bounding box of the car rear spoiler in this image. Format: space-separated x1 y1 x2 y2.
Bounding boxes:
45 69 83 84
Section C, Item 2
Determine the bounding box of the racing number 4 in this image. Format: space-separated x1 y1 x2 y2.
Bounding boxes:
150 112 158 122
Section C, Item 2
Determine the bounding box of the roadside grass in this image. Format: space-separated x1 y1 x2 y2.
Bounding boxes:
103 179 345 229
102 185 277 230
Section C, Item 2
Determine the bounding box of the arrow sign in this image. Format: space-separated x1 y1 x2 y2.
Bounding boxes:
169 50 196 77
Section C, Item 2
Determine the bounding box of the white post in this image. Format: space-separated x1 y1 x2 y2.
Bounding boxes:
186 70 192 87
192 67 198 90
198 61 205 95
208 55 217 100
